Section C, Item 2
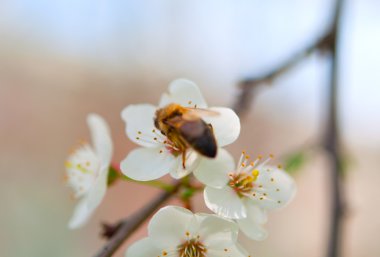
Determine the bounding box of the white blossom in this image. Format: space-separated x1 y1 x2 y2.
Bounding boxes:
195 150 296 240
125 206 251 257
65 114 113 229
120 79 240 181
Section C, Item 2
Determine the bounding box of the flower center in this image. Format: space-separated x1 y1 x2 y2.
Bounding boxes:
136 130 183 156
177 238 207 257
228 171 259 197
65 144 100 198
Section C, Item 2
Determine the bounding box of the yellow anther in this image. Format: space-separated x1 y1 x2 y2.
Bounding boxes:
269 153 275 159
245 155 250 159
251 169 260 181
277 164 283 169
76 163 89 174
257 154 263 160
65 161 73 169
243 176 254 184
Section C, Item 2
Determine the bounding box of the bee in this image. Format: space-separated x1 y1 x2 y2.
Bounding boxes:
154 103 218 168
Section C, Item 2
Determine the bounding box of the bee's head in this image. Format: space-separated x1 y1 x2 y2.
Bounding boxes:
153 109 161 130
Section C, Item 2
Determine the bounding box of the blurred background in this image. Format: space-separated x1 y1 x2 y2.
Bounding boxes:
1 0 379 256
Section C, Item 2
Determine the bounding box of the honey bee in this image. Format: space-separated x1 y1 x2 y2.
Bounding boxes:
154 103 218 168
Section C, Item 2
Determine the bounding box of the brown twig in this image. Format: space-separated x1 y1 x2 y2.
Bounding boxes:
233 14 335 117
324 1 345 257
235 1 346 256
93 181 181 257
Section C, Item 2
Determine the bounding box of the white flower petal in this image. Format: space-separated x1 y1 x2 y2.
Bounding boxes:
158 92 171 107
208 242 250 257
198 215 238 250
68 197 93 229
159 79 208 108
125 238 161 257
253 166 296 210
65 144 99 198
148 206 194 248
202 107 240 147
204 186 247 219
170 150 201 179
237 200 268 241
87 113 113 167
121 104 160 148
120 147 176 181
86 167 108 210
194 148 234 188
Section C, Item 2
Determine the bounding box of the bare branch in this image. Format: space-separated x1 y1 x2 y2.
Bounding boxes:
233 13 336 116
324 1 346 257
93 181 181 257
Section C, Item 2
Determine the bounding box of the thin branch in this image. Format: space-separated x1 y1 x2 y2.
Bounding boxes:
233 15 334 116
93 181 181 257
324 0 345 257
234 1 346 257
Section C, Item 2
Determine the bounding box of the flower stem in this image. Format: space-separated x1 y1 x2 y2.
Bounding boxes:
120 175 176 191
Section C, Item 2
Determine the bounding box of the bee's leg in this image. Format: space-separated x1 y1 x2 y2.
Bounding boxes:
208 123 214 133
182 149 186 169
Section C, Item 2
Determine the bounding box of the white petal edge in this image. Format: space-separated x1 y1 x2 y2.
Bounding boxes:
121 104 160 148
148 206 194 248
86 166 108 210
68 197 93 229
159 79 208 108
207 242 250 257
120 147 176 181
202 107 240 147
198 215 239 250
254 166 297 210
170 150 201 179
237 201 268 241
87 113 113 168
204 186 247 219
125 238 161 257
194 148 235 188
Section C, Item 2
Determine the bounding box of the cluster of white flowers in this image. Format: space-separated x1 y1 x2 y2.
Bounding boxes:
65 79 296 256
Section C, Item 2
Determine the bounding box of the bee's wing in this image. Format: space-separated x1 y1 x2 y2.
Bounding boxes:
166 113 217 158
185 107 220 117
